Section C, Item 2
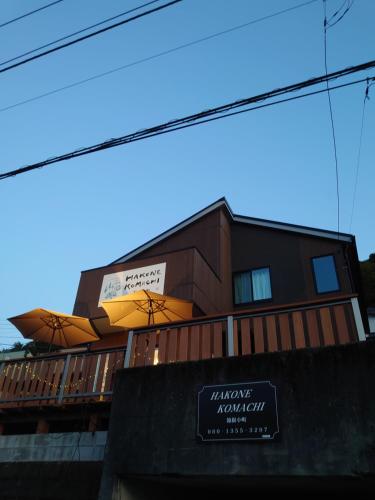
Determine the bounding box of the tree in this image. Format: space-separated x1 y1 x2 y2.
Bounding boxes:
23 340 59 356
360 253 375 308
0 341 26 353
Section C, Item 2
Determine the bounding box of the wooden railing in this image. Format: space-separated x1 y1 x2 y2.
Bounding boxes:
0 349 125 408
128 296 363 365
0 296 365 409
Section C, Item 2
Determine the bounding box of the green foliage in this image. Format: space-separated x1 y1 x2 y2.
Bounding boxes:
23 340 59 356
0 340 60 356
0 341 26 353
360 254 375 308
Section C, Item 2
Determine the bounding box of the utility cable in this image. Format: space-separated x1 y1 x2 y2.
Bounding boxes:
0 0 182 75
323 0 340 238
0 1 63 29
0 0 161 67
326 0 354 28
1 60 375 180
0 0 320 115
322 0 355 238
349 79 373 231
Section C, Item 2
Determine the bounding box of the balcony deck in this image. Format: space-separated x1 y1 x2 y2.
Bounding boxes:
0 295 365 410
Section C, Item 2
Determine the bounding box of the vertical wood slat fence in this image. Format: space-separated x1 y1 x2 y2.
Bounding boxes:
0 349 126 408
0 297 364 409
127 299 359 366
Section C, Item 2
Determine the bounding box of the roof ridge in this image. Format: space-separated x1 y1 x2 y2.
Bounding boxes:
110 197 232 265
108 198 353 266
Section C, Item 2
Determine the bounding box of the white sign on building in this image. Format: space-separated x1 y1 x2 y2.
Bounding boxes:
98 262 166 306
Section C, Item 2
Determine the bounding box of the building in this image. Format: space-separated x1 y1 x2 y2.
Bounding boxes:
0 198 372 499
74 197 366 347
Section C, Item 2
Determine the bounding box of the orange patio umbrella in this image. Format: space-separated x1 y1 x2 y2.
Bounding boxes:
8 308 100 349
101 289 193 329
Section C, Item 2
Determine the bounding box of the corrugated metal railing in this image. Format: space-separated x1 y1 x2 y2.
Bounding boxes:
0 296 365 409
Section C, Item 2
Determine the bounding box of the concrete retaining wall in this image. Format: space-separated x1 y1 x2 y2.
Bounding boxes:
100 341 375 497
0 431 106 500
0 431 107 462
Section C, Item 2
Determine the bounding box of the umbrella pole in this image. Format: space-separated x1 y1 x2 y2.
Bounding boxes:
49 329 55 353
148 299 153 326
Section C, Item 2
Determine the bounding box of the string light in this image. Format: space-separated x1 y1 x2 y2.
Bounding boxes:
0 356 123 399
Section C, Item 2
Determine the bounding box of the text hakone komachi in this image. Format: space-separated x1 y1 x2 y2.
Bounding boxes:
210 388 266 414
103 269 162 295
122 270 162 291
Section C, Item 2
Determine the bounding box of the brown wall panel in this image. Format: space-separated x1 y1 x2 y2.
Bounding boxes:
178 327 189 361
189 325 200 361
253 317 265 353
333 305 350 345
167 329 178 363
213 322 223 358
74 247 224 321
279 313 292 351
305 309 321 348
218 210 233 312
90 331 128 351
130 210 221 276
320 308 336 346
73 206 360 335
266 316 278 352
201 324 211 360
240 318 252 355
145 331 157 366
232 223 353 313
134 334 147 367
292 312 306 349
158 330 168 365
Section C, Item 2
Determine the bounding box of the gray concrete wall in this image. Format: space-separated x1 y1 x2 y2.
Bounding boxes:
0 432 106 500
100 341 375 498
0 431 107 462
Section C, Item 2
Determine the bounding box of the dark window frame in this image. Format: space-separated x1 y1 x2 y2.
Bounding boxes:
311 253 340 295
233 266 273 306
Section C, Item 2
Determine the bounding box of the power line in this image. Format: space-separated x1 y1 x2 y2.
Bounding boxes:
349 79 373 231
0 0 320 115
326 0 354 28
322 0 355 238
1 60 374 181
0 342 24 346
0 0 161 67
0 1 63 29
323 0 340 238
0 0 182 76
0 337 24 340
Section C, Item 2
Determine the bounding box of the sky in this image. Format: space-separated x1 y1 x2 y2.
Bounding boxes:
0 0 374 347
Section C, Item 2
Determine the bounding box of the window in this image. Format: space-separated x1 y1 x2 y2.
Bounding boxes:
234 267 272 304
312 255 340 294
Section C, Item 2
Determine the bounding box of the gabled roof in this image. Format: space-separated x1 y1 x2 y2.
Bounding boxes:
111 197 353 265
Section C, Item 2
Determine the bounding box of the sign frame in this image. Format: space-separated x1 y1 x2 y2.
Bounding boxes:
98 262 166 305
197 380 279 442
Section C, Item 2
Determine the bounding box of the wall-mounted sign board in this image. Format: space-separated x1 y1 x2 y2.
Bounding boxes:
197 381 279 442
98 262 166 305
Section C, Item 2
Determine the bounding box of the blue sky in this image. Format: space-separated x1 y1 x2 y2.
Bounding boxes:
0 0 374 346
